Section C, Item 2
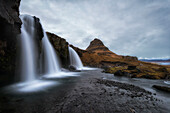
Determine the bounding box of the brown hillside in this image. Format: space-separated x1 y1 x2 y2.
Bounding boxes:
70 38 170 79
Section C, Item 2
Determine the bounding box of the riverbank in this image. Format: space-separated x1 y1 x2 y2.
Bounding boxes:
0 69 169 113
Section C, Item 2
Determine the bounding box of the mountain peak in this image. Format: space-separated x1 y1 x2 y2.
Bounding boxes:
86 38 109 51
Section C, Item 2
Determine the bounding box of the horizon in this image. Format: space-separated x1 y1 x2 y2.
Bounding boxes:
20 0 170 58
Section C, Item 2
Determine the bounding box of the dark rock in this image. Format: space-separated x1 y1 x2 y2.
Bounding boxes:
0 0 21 34
0 0 21 86
68 65 77 71
128 66 136 70
47 32 69 67
152 85 170 92
165 74 170 80
141 75 156 79
33 17 44 41
114 70 132 77
114 70 124 76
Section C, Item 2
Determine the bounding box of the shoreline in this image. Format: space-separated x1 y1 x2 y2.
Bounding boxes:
0 69 169 113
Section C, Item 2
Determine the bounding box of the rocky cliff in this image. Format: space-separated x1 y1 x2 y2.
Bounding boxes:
0 0 22 85
0 0 45 85
47 32 69 67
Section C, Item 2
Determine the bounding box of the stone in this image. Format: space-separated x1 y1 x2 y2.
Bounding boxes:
152 85 170 92
69 65 76 71
114 70 124 76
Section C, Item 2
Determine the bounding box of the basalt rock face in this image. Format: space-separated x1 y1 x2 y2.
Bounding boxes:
47 32 69 67
0 0 21 86
0 0 21 34
32 16 44 57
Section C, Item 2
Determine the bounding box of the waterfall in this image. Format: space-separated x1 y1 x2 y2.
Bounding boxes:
69 46 83 69
41 28 61 74
17 15 37 82
17 14 61 82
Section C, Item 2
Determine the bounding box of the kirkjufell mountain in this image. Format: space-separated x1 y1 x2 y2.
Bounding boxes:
71 38 170 79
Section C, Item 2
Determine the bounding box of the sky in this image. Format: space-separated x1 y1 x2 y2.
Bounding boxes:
20 0 170 59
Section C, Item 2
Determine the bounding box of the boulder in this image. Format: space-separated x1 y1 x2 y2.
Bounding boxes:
68 65 81 72
114 70 125 76
68 65 77 71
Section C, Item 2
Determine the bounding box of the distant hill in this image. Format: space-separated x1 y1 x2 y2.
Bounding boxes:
140 59 170 62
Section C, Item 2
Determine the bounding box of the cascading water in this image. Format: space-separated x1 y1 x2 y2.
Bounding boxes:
69 46 83 69
18 14 61 82
14 14 61 92
17 15 37 82
41 26 61 74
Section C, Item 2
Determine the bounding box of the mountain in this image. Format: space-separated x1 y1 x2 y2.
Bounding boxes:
71 38 137 67
71 38 170 79
86 38 120 58
86 38 109 51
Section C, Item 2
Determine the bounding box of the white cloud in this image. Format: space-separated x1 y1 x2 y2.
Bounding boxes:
20 0 170 58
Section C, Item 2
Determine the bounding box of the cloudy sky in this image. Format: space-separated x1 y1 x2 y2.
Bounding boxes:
20 0 170 59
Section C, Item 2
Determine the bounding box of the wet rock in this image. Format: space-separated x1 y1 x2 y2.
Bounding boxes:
152 85 170 92
165 74 170 80
0 0 21 86
68 65 77 71
47 32 69 67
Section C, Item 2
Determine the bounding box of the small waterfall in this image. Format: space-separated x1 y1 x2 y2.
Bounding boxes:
69 46 83 69
41 29 61 74
17 15 37 82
